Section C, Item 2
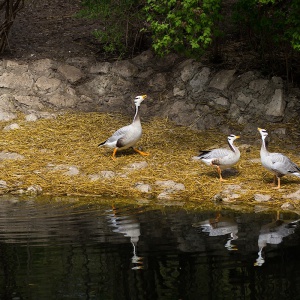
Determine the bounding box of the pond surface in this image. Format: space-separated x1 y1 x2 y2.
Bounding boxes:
0 196 299 300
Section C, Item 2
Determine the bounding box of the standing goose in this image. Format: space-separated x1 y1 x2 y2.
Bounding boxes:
258 128 300 188
98 95 149 160
197 134 241 181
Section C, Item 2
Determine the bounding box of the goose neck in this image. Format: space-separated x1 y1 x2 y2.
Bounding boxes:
228 140 237 153
133 105 140 123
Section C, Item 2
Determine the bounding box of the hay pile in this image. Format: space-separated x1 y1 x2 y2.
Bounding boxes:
1 112 300 208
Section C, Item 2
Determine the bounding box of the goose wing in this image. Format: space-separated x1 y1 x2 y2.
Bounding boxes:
99 124 131 146
199 148 232 160
198 148 233 166
269 152 300 175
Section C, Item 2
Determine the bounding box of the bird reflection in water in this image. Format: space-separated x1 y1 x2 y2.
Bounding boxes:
193 213 239 251
255 212 300 266
107 205 144 270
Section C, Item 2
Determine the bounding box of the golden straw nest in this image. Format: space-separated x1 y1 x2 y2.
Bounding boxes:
0 112 300 209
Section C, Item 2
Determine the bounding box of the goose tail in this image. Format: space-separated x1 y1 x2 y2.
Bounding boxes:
290 171 300 178
98 141 106 147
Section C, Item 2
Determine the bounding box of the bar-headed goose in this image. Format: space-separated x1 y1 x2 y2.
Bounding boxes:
258 128 300 188
196 134 240 181
99 95 149 160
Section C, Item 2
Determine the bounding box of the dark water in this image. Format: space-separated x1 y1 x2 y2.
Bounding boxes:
0 196 299 300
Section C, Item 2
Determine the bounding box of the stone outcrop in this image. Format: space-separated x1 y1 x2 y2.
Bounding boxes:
0 51 299 133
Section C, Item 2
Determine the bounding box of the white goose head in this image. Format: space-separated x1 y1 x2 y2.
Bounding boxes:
134 95 147 107
227 134 240 143
227 134 240 152
258 128 268 140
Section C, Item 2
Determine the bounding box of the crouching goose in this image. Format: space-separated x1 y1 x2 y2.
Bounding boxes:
258 128 300 188
197 134 241 181
99 95 149 160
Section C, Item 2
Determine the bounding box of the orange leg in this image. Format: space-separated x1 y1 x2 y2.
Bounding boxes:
277 177 281 189
133 148 149 157
111 148 118 160
216 165 226 181
272 175 281 189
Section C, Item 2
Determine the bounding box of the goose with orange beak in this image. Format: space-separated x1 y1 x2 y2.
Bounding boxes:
99 95 149 160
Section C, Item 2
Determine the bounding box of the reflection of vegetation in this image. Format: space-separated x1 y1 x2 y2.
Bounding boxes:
0 202 299 298
0 243 21 298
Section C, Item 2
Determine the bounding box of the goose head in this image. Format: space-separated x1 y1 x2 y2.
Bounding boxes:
228 134 240 143
134 95 147 107
258 128 268 140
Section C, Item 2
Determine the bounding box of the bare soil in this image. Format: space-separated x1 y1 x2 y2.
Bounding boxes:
3 0 103 62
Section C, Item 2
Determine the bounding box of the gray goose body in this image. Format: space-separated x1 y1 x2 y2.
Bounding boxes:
258 128 300 188
197 134 240 181
98 95 149 159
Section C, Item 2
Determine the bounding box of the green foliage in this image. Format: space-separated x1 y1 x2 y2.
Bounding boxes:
233 0 300 54
144 0 222 58
78 0 146 57
78 0 300 76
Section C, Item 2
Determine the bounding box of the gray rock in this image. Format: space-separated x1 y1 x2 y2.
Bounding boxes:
26 185 43 195
90 62 111 74
173 87 186 97
125 161 148 170
30 58 56 73
0 94 16 112
134 182 152 193
88 171 116 181
235 92 252 108
249 79 269 92
131 50 154 66
209 69 236 90
48 93 78 108
155 180 185 191
0 72 34 90
15 95 44 110
283 189 300 200
0 112 16 121
85 74 112 96
157 192 172 200
88 174 101 181
64 166 80 176
214 97 229 107
100 170 116 178
189 67 210 94
4 60 29 73
3 123 20 131
266 89 286 121
281 202 295 210
25 113 39 122
35 76 61 93
254 194 272 202
0 151 24 160
180 60 202 82
111 60 138 77
149 73 167 92
0 180 7 188
58 64 84 83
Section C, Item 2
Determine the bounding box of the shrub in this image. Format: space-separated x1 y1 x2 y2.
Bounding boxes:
78 0 146 58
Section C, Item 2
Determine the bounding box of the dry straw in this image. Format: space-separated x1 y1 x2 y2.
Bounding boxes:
0 112 300 208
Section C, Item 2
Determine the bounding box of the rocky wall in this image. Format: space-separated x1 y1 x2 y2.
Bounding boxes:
0 50 299 133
